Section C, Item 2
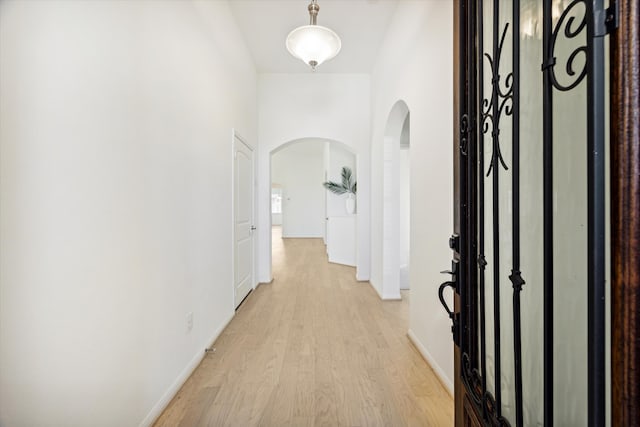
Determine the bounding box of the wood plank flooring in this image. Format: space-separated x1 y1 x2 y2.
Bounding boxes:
154 227 453 426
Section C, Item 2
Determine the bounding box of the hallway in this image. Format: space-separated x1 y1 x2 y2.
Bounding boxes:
154 229 453 426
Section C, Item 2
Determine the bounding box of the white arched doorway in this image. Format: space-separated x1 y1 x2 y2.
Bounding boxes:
382 100 410 299
268 137 359 276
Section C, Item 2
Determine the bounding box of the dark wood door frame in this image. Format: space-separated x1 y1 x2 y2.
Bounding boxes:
611 0 640 424
449 1 481 427
452 0 463 423
451 0 640 425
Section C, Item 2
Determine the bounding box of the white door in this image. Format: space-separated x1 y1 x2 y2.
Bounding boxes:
233 135 254 308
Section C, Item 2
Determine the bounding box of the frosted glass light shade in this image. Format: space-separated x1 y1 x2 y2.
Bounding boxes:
286 25 341 70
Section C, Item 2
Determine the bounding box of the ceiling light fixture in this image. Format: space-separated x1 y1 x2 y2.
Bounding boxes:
285 0 341 71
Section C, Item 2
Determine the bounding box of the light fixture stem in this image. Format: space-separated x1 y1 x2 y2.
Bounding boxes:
308 0 319 25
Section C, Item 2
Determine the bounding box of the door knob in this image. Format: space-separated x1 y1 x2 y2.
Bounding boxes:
439 258 459 343
250 226 257 230
438 280 458 340
438 280 456 321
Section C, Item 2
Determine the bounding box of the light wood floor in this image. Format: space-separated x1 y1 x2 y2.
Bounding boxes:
154 227 453 426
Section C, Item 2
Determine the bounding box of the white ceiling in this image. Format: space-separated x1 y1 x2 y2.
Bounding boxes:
228 0 399 74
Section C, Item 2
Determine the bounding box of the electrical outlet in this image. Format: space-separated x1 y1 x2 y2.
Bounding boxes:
186 312 193 333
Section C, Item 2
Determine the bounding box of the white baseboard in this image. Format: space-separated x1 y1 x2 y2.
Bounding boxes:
367 281 402 300
257 277 273 286
257 274 273 284
139 312 235 427
327 257 357 267
407 329 454 397
369 280 405 300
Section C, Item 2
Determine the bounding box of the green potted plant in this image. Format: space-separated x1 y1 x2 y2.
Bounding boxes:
323 166 357 214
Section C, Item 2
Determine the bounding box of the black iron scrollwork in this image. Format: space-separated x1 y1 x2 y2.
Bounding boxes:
509 270 525 292
485 392 512 427
547 0 588 91
478 254 488 269
460 114 469 156
461 353 484 404
461 0 603 424
482 24 512 177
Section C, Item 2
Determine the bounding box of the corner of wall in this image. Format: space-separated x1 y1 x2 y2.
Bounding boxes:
356 272 370 282
367 280 384 300
407 329 454 397
139 311 235 427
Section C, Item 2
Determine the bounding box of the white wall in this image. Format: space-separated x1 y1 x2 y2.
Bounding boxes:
400 111 410 286
257 74 371 282
399 147 410 289
326 143 357 216
272 213 282 225
0 1 257 426
271 141 325 237
370 1 454 392
325 143 357 265
271 185 283 225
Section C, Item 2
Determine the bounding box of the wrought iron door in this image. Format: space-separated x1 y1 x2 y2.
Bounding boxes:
444 1 616 425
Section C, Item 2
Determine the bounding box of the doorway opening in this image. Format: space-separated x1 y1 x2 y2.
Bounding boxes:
382 100 411 300
269 138 358 277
